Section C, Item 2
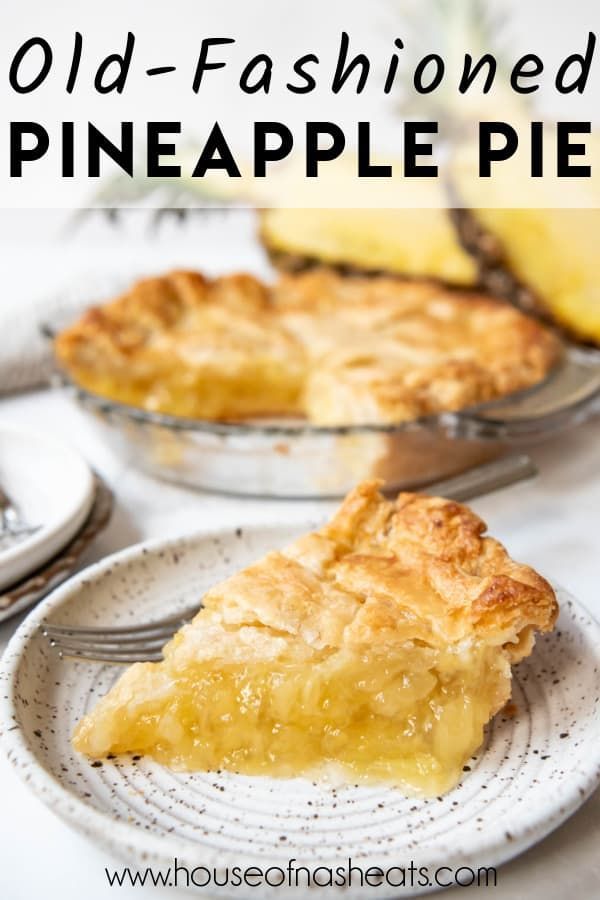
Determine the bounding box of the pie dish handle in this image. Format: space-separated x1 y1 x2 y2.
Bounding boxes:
424 453 537 502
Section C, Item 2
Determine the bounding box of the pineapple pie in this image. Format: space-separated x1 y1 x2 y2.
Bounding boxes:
73 482 558 796
55 268 560 426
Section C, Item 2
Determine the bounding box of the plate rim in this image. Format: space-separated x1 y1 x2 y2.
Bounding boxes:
1 527 600 889
0 474 114 622
0 423 95 590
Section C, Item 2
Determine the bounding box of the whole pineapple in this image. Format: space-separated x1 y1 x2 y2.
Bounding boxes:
264 1 600 345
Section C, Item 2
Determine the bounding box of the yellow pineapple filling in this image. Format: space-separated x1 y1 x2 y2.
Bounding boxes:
70 363 304 420
73 640 510 796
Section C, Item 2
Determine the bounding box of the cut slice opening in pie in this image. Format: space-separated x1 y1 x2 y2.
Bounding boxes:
73 482 557 796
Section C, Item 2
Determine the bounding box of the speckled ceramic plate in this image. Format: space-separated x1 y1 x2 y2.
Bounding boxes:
1 528 600 898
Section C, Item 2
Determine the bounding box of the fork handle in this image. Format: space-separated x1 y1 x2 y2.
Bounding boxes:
424 454 537 503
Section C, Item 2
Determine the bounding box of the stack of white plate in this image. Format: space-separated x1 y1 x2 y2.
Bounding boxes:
0 425 105 621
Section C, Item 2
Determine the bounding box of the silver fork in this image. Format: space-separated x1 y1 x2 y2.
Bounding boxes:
39 453 537 664
40 605 201 663
0 482 40 548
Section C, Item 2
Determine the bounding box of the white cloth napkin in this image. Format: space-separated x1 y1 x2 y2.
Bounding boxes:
0 270 139 396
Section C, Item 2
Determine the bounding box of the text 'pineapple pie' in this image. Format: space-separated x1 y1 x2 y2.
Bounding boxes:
55 269 561 426
73 482 557 796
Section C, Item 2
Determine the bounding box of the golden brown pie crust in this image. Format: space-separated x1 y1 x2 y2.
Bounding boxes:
55 269 561 425
197 480 558 659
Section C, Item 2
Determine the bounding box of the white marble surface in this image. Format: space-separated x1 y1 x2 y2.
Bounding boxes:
0 212 599 898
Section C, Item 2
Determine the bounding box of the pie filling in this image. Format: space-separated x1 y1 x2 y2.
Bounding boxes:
67 362 304 420
73 640 510 796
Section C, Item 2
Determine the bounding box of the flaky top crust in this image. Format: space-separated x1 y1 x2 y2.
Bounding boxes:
170 482 557 666
55 268 562 425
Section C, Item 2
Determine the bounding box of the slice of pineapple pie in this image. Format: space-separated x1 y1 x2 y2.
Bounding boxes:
73 482 557 796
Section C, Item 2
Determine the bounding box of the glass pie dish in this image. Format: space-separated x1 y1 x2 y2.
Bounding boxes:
49 338 600 499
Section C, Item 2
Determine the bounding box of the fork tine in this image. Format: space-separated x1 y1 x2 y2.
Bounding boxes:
41 604 201 639
42 622 179 643
48 634 169 652
56 648 164 663
40 603 202 665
